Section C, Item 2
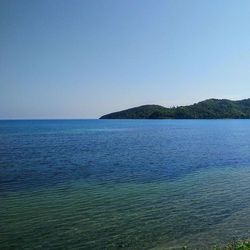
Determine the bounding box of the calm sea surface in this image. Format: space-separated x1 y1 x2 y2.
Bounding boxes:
1 120 250 249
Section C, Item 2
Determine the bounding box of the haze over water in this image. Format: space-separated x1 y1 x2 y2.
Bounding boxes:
1 120 250 249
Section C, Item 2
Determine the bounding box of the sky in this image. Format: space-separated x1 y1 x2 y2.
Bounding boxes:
1 0 250 119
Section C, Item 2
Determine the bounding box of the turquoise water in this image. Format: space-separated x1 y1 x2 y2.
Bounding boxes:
1 120 250 249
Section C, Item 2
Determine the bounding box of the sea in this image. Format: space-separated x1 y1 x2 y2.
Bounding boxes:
1 119 250 249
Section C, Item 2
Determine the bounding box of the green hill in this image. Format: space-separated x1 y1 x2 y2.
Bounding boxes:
100 98 250 119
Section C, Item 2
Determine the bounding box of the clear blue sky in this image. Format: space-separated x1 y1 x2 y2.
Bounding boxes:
1 0 250 119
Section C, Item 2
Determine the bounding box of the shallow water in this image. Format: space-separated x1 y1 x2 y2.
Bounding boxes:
1 120 250 249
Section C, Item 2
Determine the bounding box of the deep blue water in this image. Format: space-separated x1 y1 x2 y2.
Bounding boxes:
1 120 250 249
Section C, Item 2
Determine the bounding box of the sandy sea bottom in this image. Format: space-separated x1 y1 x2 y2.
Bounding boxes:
2 166 250 249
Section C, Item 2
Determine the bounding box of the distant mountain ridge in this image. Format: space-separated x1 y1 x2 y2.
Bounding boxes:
100 98 250 119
